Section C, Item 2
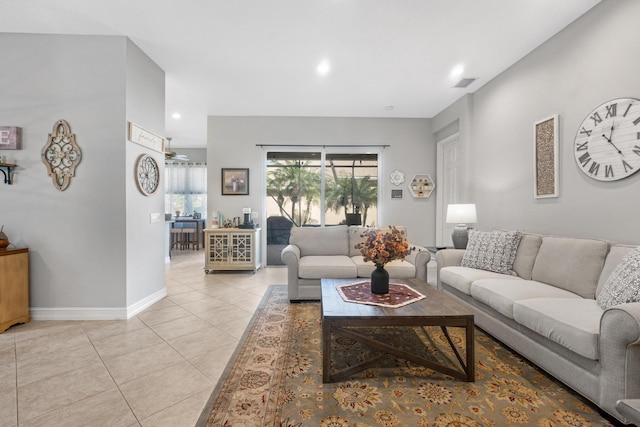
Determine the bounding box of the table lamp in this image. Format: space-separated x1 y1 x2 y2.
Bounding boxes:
446 204 477 249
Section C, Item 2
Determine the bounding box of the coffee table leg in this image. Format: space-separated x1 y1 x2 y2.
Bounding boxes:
466 318 475 381
322 318 332 383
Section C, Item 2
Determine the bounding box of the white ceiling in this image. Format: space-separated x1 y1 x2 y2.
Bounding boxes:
1 0 600 148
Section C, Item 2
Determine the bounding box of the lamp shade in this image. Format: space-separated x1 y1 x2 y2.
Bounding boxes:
446 204 477 224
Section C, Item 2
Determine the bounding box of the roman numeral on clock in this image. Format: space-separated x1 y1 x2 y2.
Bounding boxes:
634 116 640 126
579 127 592 137
590 112 603 126
578 152 591 167
576 141 588 151
606 104 617 118
605 164 614 178
623 160 634 173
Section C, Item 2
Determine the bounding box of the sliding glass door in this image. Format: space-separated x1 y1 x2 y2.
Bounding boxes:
324 153 378 227
265 148 379 265
266 151 322 227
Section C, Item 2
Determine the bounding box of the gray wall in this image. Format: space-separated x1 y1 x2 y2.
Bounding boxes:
0 34 166 318
207 116 436 248
433 0 639 245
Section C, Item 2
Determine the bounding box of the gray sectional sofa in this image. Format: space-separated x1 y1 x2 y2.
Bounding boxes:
282 225 431 301
436 230 640 424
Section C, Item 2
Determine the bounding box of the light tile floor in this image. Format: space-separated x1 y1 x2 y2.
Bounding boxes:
0 250 286 427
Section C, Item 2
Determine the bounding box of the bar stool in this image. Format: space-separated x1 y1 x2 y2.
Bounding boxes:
170 228 183 250
182 227 197 250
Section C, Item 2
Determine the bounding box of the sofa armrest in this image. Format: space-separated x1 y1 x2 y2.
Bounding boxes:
599 302 640 420
281 244 301 300
435 249 465 290
405 245 431 282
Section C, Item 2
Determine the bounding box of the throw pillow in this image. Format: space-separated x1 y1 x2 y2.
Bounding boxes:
461 230 522 276
597 247 640 310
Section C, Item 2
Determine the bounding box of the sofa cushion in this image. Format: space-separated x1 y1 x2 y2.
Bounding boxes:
348 225 407 257
460 230 521 276
513 298 603 360
597 247 640 310
596 244 636 298
440 266 521 295
352 256 415 279
531 236 608 299
470 279 582 319
512 232 543 280
298 255 357 279
290 225 349 257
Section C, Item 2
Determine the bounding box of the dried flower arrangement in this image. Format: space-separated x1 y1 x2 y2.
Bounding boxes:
356 226 412 267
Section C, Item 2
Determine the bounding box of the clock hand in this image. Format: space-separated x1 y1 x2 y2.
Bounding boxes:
601 133 624 156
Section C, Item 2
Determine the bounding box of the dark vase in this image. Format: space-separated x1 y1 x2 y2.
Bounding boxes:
371 264 389 294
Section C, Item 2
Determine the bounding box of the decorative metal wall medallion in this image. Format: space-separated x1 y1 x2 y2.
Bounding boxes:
135 154 160 195
42 120 82 191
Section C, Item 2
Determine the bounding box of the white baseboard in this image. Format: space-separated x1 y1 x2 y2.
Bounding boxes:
30 287 168 320
31 307 129 320
126 287 168 318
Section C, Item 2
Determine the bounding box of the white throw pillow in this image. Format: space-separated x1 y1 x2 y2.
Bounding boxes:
597 247 640 310
461 230 521 276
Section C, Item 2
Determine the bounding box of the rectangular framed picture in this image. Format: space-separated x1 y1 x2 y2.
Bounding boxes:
533 115 559 199
391 189 403 199
0 126 21 150
222 168 249 195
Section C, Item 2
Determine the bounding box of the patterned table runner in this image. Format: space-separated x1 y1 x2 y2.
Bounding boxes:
336 281 426 308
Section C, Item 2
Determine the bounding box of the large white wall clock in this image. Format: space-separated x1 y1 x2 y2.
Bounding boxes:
135 154 160 195
574 97 640 181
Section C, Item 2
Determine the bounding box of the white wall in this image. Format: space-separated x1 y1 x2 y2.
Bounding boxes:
207 116 436 247
433 0 639 245
125 39 167 308
0 34 165 318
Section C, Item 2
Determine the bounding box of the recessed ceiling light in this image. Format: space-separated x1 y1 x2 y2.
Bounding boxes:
450 64 465 79
171 112 181 119
317 59 331 76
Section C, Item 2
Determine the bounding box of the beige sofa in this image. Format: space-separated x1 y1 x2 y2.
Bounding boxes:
436 230 640 424
282 225 431 301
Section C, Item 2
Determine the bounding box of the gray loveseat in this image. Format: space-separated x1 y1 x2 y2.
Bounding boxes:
436 230 640 424
282 225 431 301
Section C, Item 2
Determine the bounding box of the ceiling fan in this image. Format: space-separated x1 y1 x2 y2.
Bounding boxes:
164 137 189 161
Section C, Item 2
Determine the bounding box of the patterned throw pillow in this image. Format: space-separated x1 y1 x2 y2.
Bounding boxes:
597 247 640 310
461 230 522 276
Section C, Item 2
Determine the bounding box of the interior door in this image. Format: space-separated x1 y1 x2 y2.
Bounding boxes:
436 134 461 246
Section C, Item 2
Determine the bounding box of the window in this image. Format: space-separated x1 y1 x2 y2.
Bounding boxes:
165 162 207 217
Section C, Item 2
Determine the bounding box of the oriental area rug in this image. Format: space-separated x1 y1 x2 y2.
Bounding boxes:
197 285 615 427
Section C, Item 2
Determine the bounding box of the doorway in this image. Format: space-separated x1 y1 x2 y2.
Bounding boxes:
436 133 461 247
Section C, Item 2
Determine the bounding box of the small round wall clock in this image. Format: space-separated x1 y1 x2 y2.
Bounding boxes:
135 154 160 195
574 97 640 181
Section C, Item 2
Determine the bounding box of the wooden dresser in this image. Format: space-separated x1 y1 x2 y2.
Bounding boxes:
0 248 30 333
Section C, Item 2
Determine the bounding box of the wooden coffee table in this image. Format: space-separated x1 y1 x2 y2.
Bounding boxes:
321 277 475 383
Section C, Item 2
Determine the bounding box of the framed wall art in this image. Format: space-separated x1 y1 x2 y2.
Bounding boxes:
0 126 21 150
222 168 249 195
128 122 165 154
533 115 559 199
